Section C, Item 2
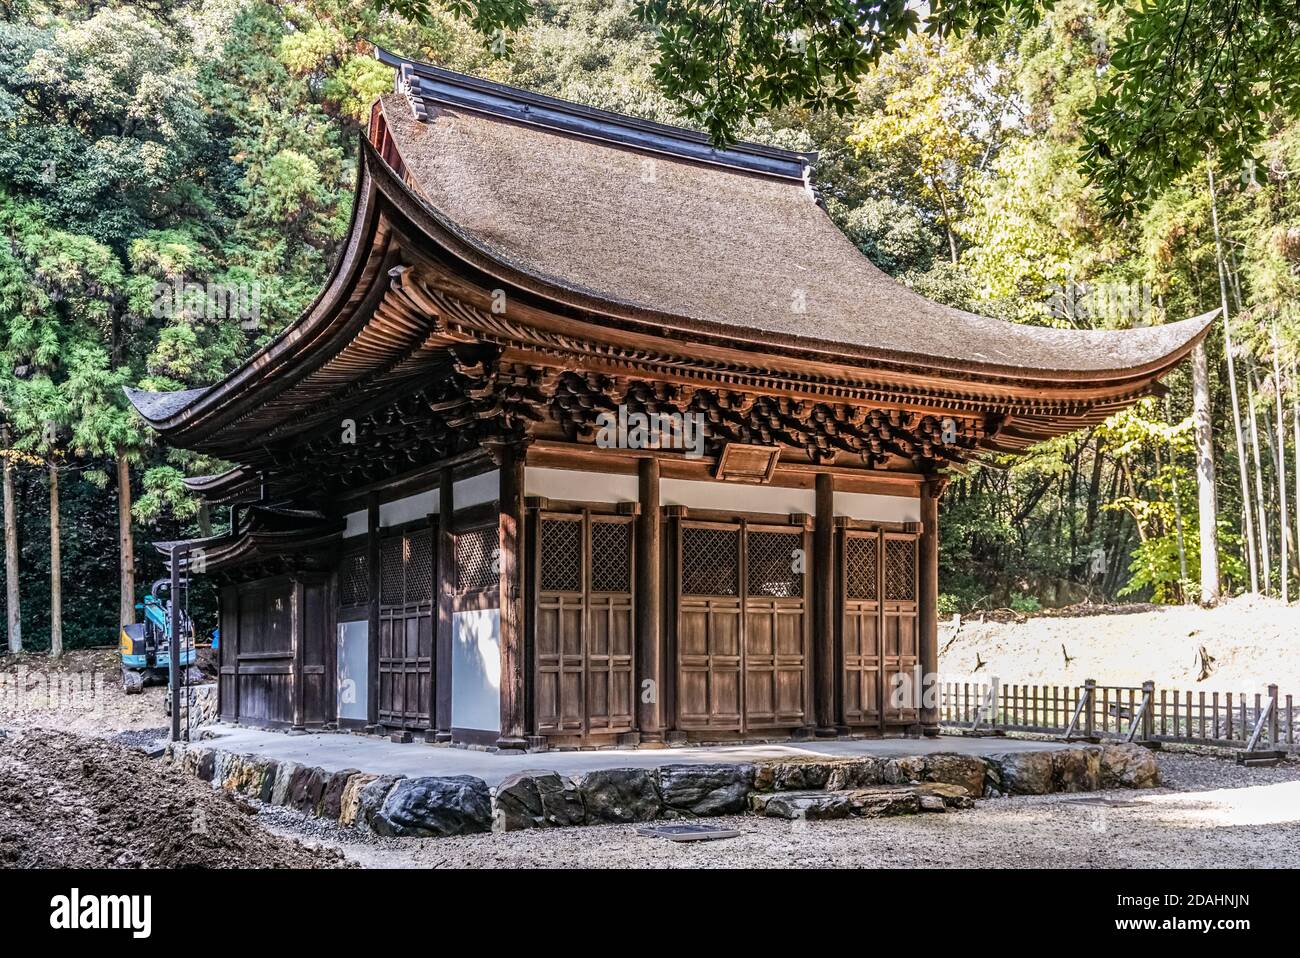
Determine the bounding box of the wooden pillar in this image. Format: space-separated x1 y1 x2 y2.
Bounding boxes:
636 457 663 744
434 469 454 742
496 443 528 750
365 492 381 731
919 477 943 735
813 472 836 736
291 578 306 730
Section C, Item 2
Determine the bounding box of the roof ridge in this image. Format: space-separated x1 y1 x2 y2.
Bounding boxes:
373 46 816 181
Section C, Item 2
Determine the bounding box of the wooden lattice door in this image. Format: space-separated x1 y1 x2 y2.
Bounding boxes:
841 530 882 727
676 520 808 732
376 525 435 729
881 532 919 724
534 513 635 737
743 527 808 728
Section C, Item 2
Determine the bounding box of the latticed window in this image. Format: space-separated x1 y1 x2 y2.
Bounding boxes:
456 526 499 593
885 537 917 601
846 535 879 600
406 532 433 603
746 530 803 598
539 518 582 593
681 526 739 596
380 536 405 605
590 520 632 593
339 549 369 607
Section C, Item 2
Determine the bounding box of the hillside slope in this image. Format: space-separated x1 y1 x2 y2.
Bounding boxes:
938 595 1299 694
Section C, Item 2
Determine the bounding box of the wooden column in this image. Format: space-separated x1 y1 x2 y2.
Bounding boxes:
496 444 528 750
291 578 306 730
365 492 381 731
813 472 836 736
919 477 943 735
434 469 454 742
636 457 663 744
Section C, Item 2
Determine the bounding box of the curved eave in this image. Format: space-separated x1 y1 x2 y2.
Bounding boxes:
129 137 1214 452
154 521 345 574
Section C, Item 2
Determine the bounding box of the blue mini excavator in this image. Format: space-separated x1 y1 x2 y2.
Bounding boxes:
118 578 202 694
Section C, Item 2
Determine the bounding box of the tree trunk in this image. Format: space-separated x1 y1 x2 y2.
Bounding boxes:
2 434 20 654
1293 368 1300 597
1165 398 1190 599
1247 368 1272 593
117 453 135 628
1272 328 1290 603
1192 342 1221 603
49 464 62 658
1208 164 1257 592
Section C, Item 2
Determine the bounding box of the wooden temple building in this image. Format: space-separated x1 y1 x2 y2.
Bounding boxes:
127 50 1213 750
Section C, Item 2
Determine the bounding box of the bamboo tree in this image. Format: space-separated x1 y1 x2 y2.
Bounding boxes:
1165 397 1190 598
1191 341 1221 602
1207 163 1258 592
1274 328 1291 602
1246 367 1272 593
1293 364 1300 591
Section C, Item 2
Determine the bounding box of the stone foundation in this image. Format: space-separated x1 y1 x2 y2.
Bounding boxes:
164 742 1161 838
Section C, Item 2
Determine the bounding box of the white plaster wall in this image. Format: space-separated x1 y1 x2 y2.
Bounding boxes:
661 477 816 514
341 469 502 532
451 608 501 732
336 621 369 722
834 490 921 523
379 489 437 527
343 510 367 538
522 469 919 523
525 466 638 503
455 469 500 509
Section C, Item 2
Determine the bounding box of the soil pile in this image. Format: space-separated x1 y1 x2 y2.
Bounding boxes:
0 729 348 868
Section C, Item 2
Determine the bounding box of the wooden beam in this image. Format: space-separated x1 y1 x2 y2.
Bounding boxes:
434 469 454 742
919 477 943 736
636 457 663 744
366 492 381 730
813 472 836 736
496 443 528 749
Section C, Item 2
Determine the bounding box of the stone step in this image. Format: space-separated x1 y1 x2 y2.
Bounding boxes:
749 782 974 821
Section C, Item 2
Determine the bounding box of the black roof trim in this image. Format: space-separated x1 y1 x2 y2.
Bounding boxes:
374 46 815 181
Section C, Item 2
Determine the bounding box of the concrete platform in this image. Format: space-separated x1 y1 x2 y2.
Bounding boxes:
197 724 1065 786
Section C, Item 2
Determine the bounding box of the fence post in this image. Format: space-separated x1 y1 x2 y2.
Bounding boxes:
1083 678 1096 740
1269 684 1279 747
1141 680 1155 742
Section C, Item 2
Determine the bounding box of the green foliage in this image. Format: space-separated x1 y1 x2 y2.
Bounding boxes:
1009 592 1041 614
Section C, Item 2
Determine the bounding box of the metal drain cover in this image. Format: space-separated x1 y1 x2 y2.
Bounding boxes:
635 824 742 842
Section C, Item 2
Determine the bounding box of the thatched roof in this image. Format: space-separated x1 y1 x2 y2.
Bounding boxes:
125 52 1212 461
374 57 1210 375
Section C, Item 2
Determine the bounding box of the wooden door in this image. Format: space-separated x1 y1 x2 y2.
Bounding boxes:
841 530 882 728
881 532 919 724
376 526 435 729
743 527 808 729
534 513 635 736
677 522 743 730
676 520 808 732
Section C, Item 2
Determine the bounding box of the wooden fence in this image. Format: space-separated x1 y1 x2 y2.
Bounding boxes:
938 679 1297 752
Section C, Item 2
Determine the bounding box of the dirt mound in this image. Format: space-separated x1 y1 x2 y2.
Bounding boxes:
940 593 1300 691
0 729 349 869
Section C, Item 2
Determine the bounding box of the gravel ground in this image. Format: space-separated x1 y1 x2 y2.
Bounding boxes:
261 751 1300 869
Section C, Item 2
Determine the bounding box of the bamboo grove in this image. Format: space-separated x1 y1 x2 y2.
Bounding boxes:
1 0 1298 653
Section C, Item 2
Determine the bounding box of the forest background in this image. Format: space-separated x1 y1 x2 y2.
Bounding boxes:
2 0 1298 652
